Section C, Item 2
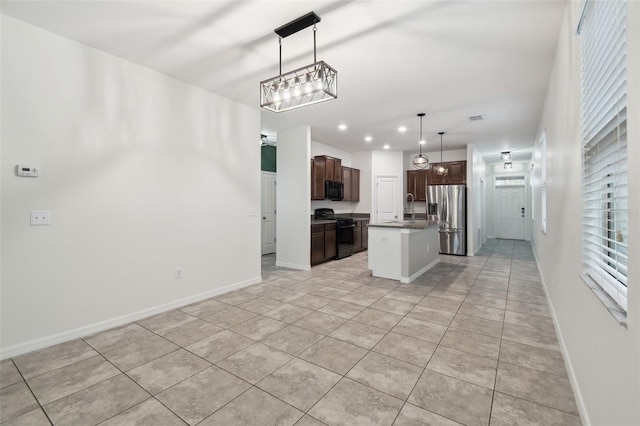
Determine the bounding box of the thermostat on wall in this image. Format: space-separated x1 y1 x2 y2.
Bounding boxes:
17 165 39 177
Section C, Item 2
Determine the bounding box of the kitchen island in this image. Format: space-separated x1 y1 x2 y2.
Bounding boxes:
367 220 440 283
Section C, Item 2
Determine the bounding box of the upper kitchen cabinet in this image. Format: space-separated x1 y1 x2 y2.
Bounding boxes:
406 170 427 201
315 155 342 182
311 155 360 202
352 168 360 202
446 161 467 184
427 161 466 185
342 166 352 201
311 158 326 200
341 166 360 202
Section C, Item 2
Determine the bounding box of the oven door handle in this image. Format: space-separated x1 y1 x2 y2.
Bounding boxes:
338 224 355 229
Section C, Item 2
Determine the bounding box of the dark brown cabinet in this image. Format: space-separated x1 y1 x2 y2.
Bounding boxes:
341 166 360 202
353 219 369 252
352 169 360 202
311 155 360 202
406 170 427 201
426 161 467 185
311 222 338 265
315 155 342 182
446 161 467 184
311 226 325 265
324 223 337 259
311 159 326 200
362 220 369 250
342 167 352 201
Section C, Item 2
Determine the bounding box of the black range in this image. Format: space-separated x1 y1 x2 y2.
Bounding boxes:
314 208 355 260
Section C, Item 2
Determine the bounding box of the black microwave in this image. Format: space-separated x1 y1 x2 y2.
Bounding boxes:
325 180 344 201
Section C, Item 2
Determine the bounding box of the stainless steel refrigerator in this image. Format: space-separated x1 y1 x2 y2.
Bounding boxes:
426 184 467 255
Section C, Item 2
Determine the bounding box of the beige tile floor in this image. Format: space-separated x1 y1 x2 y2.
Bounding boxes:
0 239 582 425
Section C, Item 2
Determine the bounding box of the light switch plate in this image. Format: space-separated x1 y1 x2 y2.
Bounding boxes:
30 210 50 226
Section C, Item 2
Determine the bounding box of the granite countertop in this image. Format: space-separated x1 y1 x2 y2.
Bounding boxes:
368 219 442 229
311 219 337 225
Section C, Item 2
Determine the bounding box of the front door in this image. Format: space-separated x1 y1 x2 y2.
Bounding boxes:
376 176 399 223
496 185 525 240
261 172 276 255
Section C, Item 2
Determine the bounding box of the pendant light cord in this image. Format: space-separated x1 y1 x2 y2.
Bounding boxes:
313 24 317 63
419 115 423 156
278 37 282 77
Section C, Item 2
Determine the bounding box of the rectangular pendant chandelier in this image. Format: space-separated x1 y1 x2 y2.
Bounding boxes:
260 61 337 112
260 12 337 113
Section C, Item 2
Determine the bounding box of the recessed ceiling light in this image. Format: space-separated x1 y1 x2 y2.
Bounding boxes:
398 126 407 133
364 136 372 142
338 124 347 131
420 140 426 145
383 144 390 150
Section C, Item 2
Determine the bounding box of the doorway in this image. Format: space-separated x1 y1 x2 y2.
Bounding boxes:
375 175 399 223
495 184 525 240
261 171 276 255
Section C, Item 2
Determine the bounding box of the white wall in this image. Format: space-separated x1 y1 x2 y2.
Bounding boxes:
352 151 372 214
371 150 404 223
484 161 532 240
0 17 261 358
276 126 311 270
311 141 353 166
466 144 486 255
531 2 639 425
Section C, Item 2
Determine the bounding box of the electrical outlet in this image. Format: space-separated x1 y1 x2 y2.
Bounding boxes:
175 267 183 279
30 210 50 226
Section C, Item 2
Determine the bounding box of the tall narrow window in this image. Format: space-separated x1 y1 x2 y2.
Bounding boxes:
540 132 547 234
579 0 628 313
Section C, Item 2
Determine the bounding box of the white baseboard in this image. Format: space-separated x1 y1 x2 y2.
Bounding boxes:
401 259 439 284
275 261 310 271
0 276 262 360
532 250 590 426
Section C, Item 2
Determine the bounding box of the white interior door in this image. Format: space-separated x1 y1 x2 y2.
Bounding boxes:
261 172 276 255
376 176 399 222
495 186 525 240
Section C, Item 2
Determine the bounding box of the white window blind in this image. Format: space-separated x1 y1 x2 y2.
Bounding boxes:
579 0 628 312
540 132 547 234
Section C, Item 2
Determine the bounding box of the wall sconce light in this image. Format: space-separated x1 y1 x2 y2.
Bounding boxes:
504 162 513 169
260 12 337 113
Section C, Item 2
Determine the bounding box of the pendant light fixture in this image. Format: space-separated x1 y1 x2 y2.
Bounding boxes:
432 132 448 176
412 113 429 169
260 12 337 113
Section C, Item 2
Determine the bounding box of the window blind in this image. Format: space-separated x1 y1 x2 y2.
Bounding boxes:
579 0 628 311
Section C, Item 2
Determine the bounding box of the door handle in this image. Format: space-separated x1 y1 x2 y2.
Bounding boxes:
263 216 267 220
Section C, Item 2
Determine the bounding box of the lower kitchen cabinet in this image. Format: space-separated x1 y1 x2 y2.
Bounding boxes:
353 219 369 253
311 222 338 265
324 224 337 259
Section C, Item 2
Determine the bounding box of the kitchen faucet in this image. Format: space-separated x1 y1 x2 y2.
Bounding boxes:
406 193 415 223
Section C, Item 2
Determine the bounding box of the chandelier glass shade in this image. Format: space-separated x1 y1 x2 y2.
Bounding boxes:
260 12 337 113
433 132 448 176
260 61 337 112
413 113 429 169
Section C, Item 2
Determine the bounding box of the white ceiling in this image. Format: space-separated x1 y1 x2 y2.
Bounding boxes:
1 0 566 162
